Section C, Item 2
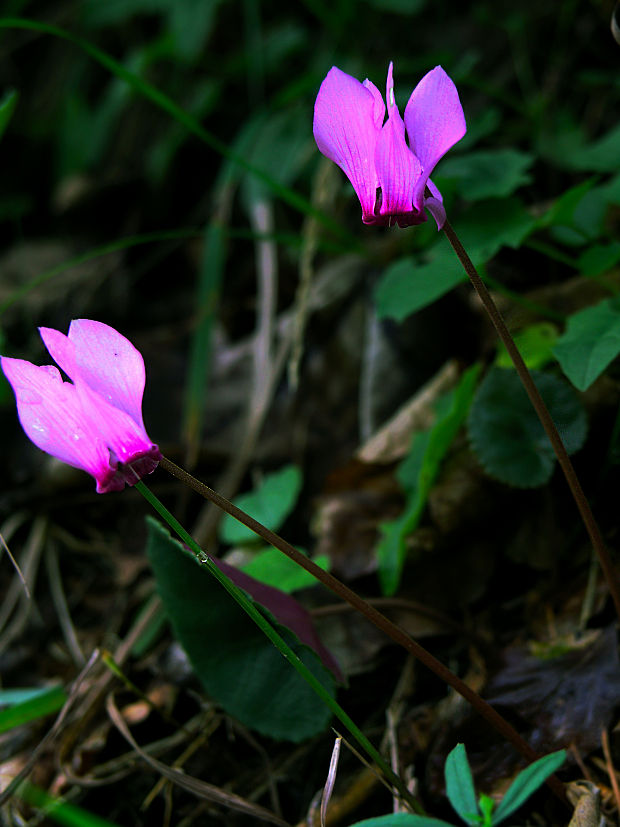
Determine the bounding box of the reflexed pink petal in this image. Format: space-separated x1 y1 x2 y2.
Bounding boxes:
426 177 442 201
68 320 147 428
422 178 446 228
375 62 422 221
37 327 78 379
424 197 446 229
404 66 466 210
313 66 381 221
0 356 112 479
73 381 157 465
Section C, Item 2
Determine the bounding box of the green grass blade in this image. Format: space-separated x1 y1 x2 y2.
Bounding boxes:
0 228 201 316
0 88 18 141
16 780 122 827
0 18 352 241
0 685 66 734
183 218 226 458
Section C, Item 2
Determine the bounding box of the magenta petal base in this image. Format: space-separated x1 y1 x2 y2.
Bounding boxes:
97 445 163 493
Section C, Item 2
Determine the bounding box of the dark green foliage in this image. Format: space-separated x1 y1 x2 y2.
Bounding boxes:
468 368 587 487
145 518 335 741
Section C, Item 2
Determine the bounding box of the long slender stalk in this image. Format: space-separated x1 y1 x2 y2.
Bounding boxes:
158 456 567 805
134 479 422 813
442 219 620 624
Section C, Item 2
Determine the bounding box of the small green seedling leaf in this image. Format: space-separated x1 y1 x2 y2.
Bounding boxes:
241 547 330 593
219 464 303 545
478 794 494 827
495 323 559 370
349 815 456 827
468 368 587 487
553 298 620 391
445 744 479 826
492 750 566 825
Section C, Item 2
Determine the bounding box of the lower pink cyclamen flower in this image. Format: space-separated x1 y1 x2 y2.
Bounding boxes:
1 320 161 493
313 62 466 229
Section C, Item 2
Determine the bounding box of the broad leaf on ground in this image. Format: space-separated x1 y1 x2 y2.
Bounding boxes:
146 518 336 741
468 368 587 487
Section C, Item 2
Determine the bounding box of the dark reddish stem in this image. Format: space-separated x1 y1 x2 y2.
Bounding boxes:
442 219 620 623
160 455 567 804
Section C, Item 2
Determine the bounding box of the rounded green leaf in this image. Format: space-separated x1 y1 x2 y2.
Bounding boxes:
468 368 587 488
553 298 620 391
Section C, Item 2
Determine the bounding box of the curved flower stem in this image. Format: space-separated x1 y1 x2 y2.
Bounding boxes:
159 456 567 804
442 219 620 624
134 479 421 813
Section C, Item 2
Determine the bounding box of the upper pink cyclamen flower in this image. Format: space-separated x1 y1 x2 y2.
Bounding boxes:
1 320 161 493
313 62 466 229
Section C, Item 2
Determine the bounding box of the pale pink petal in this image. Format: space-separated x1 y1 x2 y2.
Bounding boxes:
6 322 160 493
404 66 466 210
313 66 381 221
0 356 112 480
72 380 160 470
70 319 147 427
375 62 422 221
41 320 147 429
426 177 442 201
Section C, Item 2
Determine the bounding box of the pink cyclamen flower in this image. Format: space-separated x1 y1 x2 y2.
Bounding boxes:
1 320 161 493
313 62 466 229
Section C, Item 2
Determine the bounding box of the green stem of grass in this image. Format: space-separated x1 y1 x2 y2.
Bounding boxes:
0 17 358 249
134 479 422 814
443 218 620 625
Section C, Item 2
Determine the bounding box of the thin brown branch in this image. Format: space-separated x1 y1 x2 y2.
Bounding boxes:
159 454 568 806
443 218 620 623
